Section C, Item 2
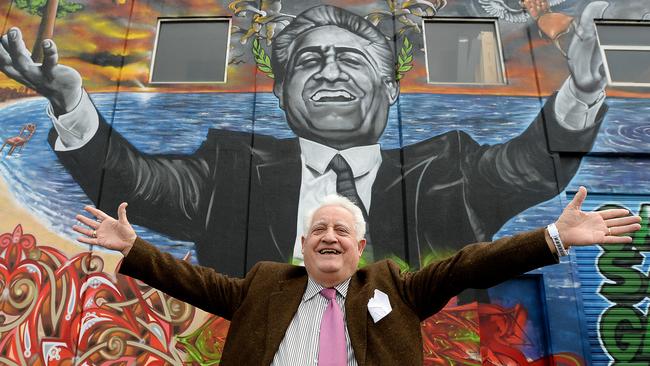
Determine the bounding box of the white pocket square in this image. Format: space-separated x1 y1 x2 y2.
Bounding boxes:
367 289 392 323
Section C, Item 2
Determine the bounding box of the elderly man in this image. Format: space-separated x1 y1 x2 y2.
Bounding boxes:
73 188 641 365
0 4 609 275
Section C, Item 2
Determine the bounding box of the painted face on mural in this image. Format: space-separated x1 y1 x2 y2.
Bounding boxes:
274 25 399 150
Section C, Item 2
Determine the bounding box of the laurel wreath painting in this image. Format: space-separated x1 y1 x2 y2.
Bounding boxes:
234 0 426 81
396 37 413 80
252 38 275 79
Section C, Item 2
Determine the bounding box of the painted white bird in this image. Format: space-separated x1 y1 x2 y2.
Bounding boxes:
480 0 574 55
478 0 567 23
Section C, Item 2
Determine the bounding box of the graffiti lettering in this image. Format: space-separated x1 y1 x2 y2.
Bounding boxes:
598 203 650 364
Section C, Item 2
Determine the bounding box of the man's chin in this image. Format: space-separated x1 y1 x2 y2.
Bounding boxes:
306 106 361 126
315 261 342 273
308 115 363 133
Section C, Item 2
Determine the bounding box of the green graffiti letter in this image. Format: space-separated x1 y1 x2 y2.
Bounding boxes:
600 306 644 362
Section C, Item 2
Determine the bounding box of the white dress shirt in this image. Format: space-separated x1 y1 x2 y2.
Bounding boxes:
271 277 357 366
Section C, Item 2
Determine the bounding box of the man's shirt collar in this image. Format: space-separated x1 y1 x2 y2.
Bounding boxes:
299 138 381 178
303 276 351 302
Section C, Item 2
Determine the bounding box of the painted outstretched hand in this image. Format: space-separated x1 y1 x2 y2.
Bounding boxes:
553 186 642 251
566 1 610 99
0 27 82 116
74 203 137 257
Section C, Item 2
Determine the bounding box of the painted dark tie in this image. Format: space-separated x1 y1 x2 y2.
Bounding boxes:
327 154 368 218
327 154 373 259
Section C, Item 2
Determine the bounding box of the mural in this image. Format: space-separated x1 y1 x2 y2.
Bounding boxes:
0 0 648 364
0 224 586 365
596 204 650 364
574 198 650 364
0 224 197 365
0 0 611 274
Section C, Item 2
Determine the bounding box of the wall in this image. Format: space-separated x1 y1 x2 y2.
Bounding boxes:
0 0 648 364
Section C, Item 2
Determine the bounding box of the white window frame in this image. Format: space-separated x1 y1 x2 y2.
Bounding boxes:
422 17 507 85
149 17 232 84
596 20 650 88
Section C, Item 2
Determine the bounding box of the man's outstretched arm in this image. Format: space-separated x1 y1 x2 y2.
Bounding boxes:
405 186 641 320
2 27 216 239
554 1 609 130
0 27 97 149
73 203 251 319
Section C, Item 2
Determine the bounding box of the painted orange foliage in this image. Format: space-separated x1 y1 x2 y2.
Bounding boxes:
1 1 649 97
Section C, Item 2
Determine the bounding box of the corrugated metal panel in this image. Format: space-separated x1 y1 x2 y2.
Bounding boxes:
573 194 650 365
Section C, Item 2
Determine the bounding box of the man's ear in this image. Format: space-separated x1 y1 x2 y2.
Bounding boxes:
301 236 306 253
357 238 367 256
384 79 400 105
273 80 285 109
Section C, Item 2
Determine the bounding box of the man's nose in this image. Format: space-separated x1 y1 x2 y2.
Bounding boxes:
315 58 350 83
322 227 338 243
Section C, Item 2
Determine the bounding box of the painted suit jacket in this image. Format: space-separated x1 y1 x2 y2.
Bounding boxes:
119 228 558 365
49 95 605 276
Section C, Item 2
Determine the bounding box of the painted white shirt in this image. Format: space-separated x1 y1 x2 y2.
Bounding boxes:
293 138 381 263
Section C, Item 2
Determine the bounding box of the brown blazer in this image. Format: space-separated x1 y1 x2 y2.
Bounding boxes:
119 228 557 365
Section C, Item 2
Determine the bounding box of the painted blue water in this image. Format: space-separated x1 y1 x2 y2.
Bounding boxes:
0 92 648 259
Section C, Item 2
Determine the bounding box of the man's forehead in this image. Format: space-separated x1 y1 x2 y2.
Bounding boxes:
311 206 355 226
292 25 373 53
311 217 353 227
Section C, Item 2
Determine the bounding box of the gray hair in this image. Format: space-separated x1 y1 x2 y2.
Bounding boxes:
271 5 395 84
303 194 367 241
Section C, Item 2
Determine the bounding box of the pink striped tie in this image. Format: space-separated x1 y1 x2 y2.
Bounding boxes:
318 288 347 366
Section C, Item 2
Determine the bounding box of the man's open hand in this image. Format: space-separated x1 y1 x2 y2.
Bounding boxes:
554 186 641 248
74 203 137 257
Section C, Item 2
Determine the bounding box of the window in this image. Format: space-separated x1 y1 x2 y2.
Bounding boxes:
423 18 506 84
596 21 650 87
150 17 231 83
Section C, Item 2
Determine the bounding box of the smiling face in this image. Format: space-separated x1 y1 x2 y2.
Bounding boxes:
274 25 399 150
302 205 366 287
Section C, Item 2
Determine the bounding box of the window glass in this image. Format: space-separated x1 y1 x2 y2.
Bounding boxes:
603 50 650 84
150 18 231 83
423 19 505 84
596 22 650 86
597 24 650 47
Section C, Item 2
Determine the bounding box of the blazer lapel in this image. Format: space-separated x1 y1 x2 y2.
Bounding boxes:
345 275 369 365
263 275 308 363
